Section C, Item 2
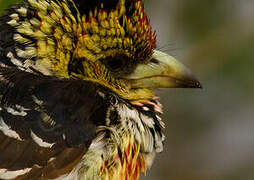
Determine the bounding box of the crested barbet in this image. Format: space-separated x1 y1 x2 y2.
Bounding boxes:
0 0 201 179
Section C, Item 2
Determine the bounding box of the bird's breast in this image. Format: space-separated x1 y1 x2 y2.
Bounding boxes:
78 101 165 180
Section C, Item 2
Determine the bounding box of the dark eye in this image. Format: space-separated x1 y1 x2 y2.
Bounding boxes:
101 54 134 75
107 59 124 71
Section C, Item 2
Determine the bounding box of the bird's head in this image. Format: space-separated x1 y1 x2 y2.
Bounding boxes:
9 0 201 102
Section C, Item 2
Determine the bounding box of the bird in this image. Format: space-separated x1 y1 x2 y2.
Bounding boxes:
0 0 201 179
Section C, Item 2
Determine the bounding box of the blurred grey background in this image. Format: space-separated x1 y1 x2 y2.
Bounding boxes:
1 0 254 180
145 0 254 179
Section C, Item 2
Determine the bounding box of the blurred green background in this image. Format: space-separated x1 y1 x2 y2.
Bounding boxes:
1 0 254 180
0 0 21 13
145 0 254 180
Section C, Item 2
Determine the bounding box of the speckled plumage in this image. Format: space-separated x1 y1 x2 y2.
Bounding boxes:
0 0 201 179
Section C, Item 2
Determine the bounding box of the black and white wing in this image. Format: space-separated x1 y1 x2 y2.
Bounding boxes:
0 67 109 179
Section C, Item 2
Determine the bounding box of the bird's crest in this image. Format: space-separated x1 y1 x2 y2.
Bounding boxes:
8 0 156 78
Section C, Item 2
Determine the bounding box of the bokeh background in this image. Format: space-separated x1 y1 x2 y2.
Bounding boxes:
1 0 254 180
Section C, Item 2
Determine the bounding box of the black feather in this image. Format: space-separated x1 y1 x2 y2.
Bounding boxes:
0 67 113 177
